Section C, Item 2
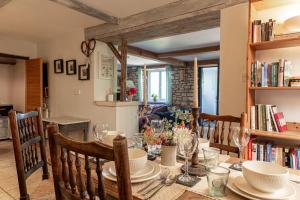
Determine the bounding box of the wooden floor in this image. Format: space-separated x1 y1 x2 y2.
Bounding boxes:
0 140 55 200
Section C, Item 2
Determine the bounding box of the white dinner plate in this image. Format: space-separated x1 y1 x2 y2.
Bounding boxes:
234 176 296 200
108 161 155 179
227 176 300 200
103 161 161 183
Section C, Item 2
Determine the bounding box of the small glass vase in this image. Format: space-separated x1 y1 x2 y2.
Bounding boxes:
161 145 177 166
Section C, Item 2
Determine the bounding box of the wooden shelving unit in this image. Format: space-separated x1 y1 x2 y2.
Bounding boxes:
250 37 300 50
249 87 300 90
246 0 300 160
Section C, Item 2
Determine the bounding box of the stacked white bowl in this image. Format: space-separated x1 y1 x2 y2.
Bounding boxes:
242 161 289 193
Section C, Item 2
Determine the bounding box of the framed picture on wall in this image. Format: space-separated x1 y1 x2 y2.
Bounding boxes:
78 64 90 80
66 60 77 75
54 59 64 73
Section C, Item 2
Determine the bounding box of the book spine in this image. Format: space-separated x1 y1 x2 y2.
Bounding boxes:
265 105 272 131
278 59 285 87
252 143 257 161
267 64 272 87
261 23 266 41
253 20 262 43
260 144 264 161
248 139 253 160
250 106 256 129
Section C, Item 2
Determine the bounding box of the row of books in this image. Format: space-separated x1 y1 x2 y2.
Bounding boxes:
248 141 300 170
250 59 292 87
250 104 287 132
252 19 276 43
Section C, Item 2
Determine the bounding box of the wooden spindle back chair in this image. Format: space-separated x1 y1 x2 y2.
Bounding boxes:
199 113 246 156
8 108 49 200
47 124 133 200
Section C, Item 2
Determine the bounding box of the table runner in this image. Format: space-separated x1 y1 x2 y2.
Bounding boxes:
130 154 231 200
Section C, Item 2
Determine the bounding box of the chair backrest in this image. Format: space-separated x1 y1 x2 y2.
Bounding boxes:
199 112 246 156
8 108 49 200
47 124 133 200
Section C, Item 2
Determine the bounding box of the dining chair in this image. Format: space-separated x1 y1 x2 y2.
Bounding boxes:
47 124 133 200
8 107 49 200
198 112 246 156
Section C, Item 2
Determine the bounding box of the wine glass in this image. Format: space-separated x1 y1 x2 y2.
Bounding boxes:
93 123 109 141
150 120 163 134
177 132 198 183
232 127 250 171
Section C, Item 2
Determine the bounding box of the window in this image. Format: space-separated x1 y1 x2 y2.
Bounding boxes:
139 67 170 103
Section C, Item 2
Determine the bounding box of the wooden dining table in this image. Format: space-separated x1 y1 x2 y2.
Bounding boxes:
101 157 300 200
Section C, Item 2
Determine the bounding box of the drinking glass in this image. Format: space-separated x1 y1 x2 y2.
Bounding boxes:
132 133 144 149
232 127 250 170
177 133 198 183
150 120 163 134
207 166 230 197
202 147 220 169
93 123 109 141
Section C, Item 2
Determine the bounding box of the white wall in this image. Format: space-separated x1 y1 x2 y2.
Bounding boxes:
37 31 136 139
0 35 37 111
219 3 249 116
0 65 12 104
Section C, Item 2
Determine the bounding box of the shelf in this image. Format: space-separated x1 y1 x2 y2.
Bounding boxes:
249 87 300 90
250 37 300 51
250 129 300 142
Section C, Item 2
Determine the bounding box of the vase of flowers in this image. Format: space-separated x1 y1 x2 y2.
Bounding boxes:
126 80 137 101
160 131 177 166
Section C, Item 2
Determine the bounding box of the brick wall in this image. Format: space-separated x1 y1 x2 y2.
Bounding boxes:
127 66 194 107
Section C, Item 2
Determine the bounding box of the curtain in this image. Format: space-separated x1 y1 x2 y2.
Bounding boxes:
166 65 172 104
138 67 143 102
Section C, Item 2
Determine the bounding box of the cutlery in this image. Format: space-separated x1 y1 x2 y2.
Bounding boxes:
145 174 177 199
139 168 170 195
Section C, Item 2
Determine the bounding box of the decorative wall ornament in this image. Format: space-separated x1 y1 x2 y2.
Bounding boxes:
100 55 114 79
66 60 77 75
54 59 64 73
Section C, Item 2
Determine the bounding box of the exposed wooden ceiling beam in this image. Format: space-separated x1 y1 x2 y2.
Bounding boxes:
0 53 29 60
0 58 16 65
0 0 11 8
85 0 247 43
128 45 185 66
185 59 219 66
158 45 220 58
107 43 121 63
49 0 119 24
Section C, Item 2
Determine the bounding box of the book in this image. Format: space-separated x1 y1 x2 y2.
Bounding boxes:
250 106 256 129
253 20 262 43
265 105 272 131
252 143 257 161
272 62 278 87
261 23 266 41
278 59 285 87
273 112 287 132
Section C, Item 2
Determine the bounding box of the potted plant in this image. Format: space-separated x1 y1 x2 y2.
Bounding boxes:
159 130 177 166
151 93 158 102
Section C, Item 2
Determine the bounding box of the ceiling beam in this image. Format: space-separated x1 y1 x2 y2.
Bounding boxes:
107 43 121 63
49 0 119 24
0 53 29 60
185 59 219 66
0 0 11 8
158 45 220 58
0 58 16 65
128 45 185 66
85 0 247 43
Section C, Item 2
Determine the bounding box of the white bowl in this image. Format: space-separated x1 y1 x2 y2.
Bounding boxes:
128 149 147 174
242 161 289 193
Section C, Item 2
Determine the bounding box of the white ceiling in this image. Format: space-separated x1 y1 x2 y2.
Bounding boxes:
127 55 165 66
129 28 220 64
130 28 220 53
0 0 179 42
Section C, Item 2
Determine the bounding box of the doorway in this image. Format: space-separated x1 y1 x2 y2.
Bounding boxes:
199 66 219 115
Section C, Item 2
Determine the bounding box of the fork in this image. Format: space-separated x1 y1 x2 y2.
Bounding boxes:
144 174 177 199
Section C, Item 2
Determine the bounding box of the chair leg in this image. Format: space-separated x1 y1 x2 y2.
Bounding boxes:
20 194 30 200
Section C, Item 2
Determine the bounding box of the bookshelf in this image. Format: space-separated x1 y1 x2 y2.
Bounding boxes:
246 0 300 163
